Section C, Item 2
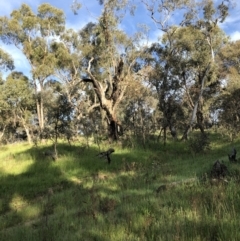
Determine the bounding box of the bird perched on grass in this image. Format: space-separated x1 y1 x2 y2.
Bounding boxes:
97 148 115 164
228 147 237 162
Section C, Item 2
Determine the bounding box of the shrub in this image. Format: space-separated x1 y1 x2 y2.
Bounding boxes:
188 132 211 154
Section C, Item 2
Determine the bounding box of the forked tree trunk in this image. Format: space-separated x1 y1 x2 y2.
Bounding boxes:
24 125 32 145
83 57 127 141
19 114 32 145
181 64 211 140
105 108 123 141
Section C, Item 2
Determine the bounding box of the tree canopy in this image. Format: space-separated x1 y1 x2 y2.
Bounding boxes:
0 0 238 145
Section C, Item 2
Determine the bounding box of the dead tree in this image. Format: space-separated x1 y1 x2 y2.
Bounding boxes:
97 148 115 164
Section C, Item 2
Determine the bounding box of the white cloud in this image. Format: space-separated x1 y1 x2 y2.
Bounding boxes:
0 0 19 16
65 1 101 31
220 15 240 29
1 44 31 79
230 31 240 41
0 0 40 16
66 16 97 32
151 29 164 42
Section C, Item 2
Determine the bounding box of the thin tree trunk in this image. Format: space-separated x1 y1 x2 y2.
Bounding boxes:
196 109 205 134
140 111 146 149
157 128 163 143
181 64 211 140
163 126 167 146
40 96 44 130
53 141 58 160
35 80 45 132
36 100 41 128
24 125 32 145
18 112 32 144
0 125 6 141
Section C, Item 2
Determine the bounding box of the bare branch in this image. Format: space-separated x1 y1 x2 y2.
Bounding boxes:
87 57 94 73
88 103 100 113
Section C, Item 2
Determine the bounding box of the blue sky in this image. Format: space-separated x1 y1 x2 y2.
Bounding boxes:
0 0 239 79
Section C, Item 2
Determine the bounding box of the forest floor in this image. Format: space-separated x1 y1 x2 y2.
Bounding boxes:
0 132 240 241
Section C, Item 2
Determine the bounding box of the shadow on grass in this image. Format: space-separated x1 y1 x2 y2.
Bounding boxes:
0 142 154 240
1 138 240 241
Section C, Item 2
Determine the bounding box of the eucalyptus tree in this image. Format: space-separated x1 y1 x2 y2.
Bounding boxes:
121 76 159 147
179 0 231 139
218 40 240 91
169 24 228 139
49 28 91 138
0 71 35 144
212 40 240 140
0 3 65 132
80 1 144 141
0 48 14 72
142 0 194 144
0 48 14 141
143 0 231 140
43 86 73 158
146 44 184 145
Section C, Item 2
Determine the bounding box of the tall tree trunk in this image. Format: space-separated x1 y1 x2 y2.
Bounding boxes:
53 138 58 160
140 110 146 149
35 80 45 133
163 126 167 146
83 57 127 141
36 92 45 131
109 119 118 141
36 98 44 131
23 124 32 145
196 109 205 134
106 110 122 141
40 95 44 130
181 64 211 140
18 113 32 144
0 125 6 142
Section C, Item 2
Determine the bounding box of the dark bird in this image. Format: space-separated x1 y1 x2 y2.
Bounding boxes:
97 148 115 164
228 147 237 162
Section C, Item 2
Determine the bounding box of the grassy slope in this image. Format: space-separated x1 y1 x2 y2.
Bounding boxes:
0 133 240 241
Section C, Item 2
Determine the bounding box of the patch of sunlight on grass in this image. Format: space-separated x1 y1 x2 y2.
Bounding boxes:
119 171 136 177
108 225 136 241
100 183 119 193
10 194 27 210
10 194 41 220
124 189 152 196
69 176 82 184
19 205 41 220
176 207 200 222
1 143 31 155
174 176 198 183
1 159 34 175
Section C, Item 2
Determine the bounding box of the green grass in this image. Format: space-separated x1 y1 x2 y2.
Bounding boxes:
0 133 240 241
